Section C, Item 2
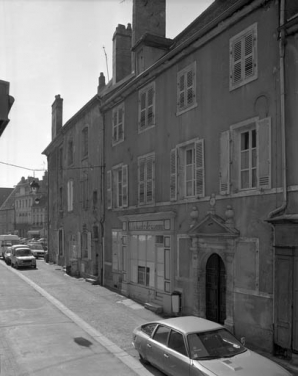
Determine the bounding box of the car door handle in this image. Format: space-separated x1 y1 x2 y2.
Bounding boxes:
164 353 169 358
147 343 152 348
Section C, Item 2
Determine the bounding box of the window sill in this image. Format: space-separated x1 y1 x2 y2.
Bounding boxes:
138 123 155 134
176 102 197 116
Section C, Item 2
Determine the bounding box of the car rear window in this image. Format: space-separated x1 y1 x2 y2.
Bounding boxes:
141 323 157 336
15 249 32 256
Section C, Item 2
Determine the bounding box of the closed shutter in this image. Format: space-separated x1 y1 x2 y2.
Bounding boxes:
122 164 128 208
257 117 271 189
170 148 177 201
107 170 112 209
138 158 145 205
244 29 256 80
220 131 230 195
146 156 155 203
87 232 92 260
195 139 205 197
77 232 81 258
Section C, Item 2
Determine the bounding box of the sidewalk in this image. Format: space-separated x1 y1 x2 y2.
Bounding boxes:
0 260 157 376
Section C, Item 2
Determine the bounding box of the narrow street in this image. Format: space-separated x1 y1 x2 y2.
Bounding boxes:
0 258 164 376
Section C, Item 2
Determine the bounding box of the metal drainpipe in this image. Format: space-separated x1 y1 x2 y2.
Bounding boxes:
268 0 287 218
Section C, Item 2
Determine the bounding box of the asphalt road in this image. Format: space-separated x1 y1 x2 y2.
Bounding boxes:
0 258 165 376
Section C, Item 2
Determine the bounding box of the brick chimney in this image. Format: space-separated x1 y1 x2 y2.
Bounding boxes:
97 72 106 94
132 0 166 48
51 94 63 140
113 23 132 84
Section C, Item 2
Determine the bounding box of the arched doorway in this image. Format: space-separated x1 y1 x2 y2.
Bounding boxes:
206 254 226 324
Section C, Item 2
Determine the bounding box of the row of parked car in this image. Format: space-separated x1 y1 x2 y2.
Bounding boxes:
2 241 47 269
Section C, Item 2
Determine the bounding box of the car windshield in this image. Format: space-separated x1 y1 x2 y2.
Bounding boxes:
187 329 246 360
15 249 32 256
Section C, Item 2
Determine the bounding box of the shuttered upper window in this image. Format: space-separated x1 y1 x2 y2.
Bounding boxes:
138 82 155 132
138 153 155 205
170 139 205 201
112 103 124 145
106 165 128 209
230 23 257 90
177 62 197 114
219 117 271 195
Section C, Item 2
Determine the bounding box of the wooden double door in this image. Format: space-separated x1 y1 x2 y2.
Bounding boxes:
206 254 226 325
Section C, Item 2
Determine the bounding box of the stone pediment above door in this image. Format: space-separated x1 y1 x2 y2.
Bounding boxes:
188 212 239 238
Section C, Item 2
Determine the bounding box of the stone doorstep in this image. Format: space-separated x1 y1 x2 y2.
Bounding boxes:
144 302 163 314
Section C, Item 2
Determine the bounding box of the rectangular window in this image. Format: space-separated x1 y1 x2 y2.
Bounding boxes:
230 23 257 90
177 62 196 114
110 165 128 209
130 234 170 292
82 127 88 158
112 230 123 271
138 82 155 132
67 180 74 212
67 140 73 166
220 117 271 194
112 104 124 144
80 177 89 210
138 154 155 205
170 139 205 201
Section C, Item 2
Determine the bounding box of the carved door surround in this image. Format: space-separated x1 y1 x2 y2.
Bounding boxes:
188 210 239 333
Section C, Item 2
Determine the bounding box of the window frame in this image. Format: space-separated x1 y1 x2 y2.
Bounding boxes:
170 138 205 201
176 61 197 115
108 164 128 209
138 82 155 133
229 23 258 91
81 126 89 159
112 103 125 145
138 153 155 206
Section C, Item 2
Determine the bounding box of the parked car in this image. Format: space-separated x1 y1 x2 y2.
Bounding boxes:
3 247 13 265
132 316 292 376
28 242 45 258
10 246 36 269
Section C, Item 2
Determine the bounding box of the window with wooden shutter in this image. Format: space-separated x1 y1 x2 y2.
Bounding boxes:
230 23 257 90
177 62 197 114
219 131 230 195
257 117 271 189
107 170 112 209
195 139 205 197
170 148 177 201
112 103 124 144
138 154 155 205
138 82 155 132
122 164 128 207
87 232 92 260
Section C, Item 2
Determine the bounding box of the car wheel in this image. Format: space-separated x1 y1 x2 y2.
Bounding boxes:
34 265 37 269
139 353 150 365
15 263 18 269
11 262 13 268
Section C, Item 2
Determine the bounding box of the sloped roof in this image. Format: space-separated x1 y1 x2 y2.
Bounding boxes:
0 188 13 207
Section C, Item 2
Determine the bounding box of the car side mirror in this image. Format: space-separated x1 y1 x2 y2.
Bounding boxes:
240 337 246 346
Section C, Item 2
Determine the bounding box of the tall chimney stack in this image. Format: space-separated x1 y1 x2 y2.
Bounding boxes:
113 23 132 84
51 94 63 140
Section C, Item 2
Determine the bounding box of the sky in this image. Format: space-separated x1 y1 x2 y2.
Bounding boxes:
0 0 213 188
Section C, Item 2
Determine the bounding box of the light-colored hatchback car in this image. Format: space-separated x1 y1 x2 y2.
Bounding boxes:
10 245 36 269
132 316 292 376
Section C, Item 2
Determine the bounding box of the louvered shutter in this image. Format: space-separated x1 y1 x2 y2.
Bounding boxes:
220 131 230 195
177 74 185 110
139 92 146 129
257 117 271 189
231 39 242 85
122 164 128 207
244 30 255 80
147 87 155 126
77 232 81 258
146 156 155 204
170 148 177 201
195 139 205 197
138 158 145 205
87 232 92 260
107 170 112 209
